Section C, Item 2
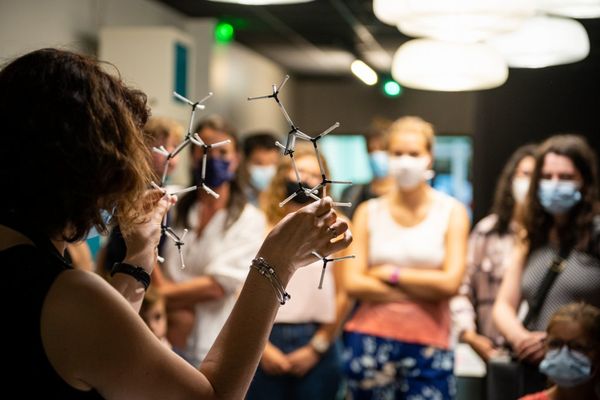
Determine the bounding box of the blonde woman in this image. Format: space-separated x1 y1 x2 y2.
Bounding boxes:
247 145 353 400
343 116 470 399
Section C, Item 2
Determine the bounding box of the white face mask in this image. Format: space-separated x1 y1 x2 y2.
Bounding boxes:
512 177 530 205
388 155 432 190
249 164 276 191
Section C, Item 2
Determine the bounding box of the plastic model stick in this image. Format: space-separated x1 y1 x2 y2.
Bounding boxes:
312 252 356 289
249 75 356 287
150 91 226 269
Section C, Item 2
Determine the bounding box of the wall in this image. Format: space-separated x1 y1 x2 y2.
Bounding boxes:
209 42 292 138
293 77 476 135
0 0 185 59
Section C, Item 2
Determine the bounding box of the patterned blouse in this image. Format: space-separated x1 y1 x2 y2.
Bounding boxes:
451 214 517 346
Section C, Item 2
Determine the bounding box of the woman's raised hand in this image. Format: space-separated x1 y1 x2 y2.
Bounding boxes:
257 197 352 277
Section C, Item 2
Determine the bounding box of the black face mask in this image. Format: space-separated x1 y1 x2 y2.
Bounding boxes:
284 180 321 204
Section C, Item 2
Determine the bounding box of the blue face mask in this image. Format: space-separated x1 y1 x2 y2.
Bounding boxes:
538 179 582 215
194 157 234 188
369 151 389 179
249 164 276 191
539 346 592 388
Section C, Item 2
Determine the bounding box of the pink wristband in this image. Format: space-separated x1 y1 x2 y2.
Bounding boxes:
389 267 400 285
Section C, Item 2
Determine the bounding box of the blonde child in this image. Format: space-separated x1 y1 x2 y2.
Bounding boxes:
140 287 172 349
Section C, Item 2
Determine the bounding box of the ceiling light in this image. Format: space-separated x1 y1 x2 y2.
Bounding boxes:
486 16 590 68
374 0 535 43
383 80 402 97
373 0 406 26
392 39 508 91
538 0 600 19
351 60 378 86
207 0 314 4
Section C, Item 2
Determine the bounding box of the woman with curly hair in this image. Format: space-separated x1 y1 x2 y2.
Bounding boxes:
452 143 536 362
493 134 600 397
0 48 351 399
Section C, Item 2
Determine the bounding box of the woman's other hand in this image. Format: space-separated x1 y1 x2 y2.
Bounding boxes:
287 345 320 377
461 330 500 362
123 189 176 272
513 330 547 363
260 343 292 375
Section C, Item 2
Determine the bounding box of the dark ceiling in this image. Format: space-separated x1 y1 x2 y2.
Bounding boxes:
157 0 408 77
157 0 600 79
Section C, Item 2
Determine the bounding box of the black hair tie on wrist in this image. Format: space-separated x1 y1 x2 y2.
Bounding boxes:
110 262 151 291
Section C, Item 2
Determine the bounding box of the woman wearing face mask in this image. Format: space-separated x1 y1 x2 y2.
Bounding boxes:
341 127 395 220
241 132 280 207
493 134 600 396
246 145 353 399
520 302 600 400
451 144 536 362
154 115 267 366
342 116 470 399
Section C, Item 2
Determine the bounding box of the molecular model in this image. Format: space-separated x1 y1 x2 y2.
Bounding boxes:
151 91 231 269
248 75 356 288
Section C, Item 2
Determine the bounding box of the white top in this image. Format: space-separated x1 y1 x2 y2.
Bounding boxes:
345 189 458 349
163 202 266 364
274 259 336 324
368 190 455 269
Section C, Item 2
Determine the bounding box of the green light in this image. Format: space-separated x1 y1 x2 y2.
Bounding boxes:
383 80 402 97
215 22 234 44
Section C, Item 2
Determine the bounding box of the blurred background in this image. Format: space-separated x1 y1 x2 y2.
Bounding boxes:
1 0 599 225
3 2 600 398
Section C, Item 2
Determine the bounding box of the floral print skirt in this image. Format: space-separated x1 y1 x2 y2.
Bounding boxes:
342 331 455 400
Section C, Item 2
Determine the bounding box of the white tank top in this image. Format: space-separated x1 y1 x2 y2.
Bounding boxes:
368 190 455 270
274 259 336 324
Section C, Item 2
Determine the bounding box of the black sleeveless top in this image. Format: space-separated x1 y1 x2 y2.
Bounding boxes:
0 227 104 398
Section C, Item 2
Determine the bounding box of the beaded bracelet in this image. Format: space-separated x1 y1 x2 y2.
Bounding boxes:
250 257 291 305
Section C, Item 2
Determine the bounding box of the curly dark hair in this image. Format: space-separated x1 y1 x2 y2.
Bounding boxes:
0 48 154 241
490 144 537 235
524 134 600 252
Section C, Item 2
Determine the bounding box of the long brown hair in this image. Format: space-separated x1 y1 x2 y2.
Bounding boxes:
0 48 154 241
525 134 600 252
490 144 537 235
